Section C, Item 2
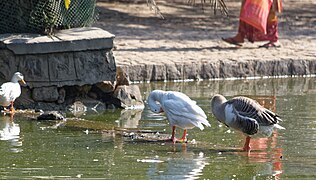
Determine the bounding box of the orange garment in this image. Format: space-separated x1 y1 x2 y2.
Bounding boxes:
238 0 282 43
240 0 272 33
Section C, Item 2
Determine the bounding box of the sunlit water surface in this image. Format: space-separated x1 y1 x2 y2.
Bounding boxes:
1 77 316 179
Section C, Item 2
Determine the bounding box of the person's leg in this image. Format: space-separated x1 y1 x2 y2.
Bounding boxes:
222 0 246 46
222 20 246 46
258 10 280 48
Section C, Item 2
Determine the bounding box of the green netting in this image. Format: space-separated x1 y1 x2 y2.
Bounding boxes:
0 0 98 34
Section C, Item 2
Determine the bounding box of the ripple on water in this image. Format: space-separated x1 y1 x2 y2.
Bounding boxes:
2 77 316 179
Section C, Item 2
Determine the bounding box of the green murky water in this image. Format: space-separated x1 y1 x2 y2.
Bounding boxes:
1 77 316 179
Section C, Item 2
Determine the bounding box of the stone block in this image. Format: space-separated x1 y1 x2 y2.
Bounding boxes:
166 64 181 80
254 61 273 77
0 50 18 82
309 60 316 74
273 60 291 76
151 65 167 81
183 62 201 80
218 60 256 78
140 64 154 81
123 64 152 82
1 27 115 55
290 60 309 76
200 62 220 79
74 50 116 85
18 54 50 82
125 65 136 82
104 50 117 78
48 53 77 81
237 61 255 77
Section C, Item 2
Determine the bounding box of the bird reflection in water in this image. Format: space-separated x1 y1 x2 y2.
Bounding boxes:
0 114 23 152
238 95 283 179
146 149 209 179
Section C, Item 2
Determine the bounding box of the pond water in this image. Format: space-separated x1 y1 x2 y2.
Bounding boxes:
1 77 316 179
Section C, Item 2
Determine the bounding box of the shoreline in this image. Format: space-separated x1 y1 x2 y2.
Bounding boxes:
96 0 316 81
129 74 316 84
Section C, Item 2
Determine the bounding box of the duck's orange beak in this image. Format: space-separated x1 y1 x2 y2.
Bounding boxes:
20 79 26 85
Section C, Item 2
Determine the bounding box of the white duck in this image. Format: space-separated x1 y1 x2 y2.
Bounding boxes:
211 94 285 151
0 72 26 113
147 90 210 143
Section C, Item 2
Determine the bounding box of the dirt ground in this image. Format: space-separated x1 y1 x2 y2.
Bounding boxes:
95 0 316 68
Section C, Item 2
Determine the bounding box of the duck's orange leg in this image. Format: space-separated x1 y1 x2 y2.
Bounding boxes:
180 129 187 142
243 136 251 152
170 126 187 144
9 101 15 114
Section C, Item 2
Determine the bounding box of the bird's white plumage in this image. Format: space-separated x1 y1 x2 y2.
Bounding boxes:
0 72 25 108
0 121 20 141
148 90 210 130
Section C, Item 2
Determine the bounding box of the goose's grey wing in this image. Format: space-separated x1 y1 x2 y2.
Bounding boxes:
229 96 280 126
225 103 259 135
234 111 259 135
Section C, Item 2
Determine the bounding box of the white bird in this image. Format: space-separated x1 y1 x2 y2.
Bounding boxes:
0 72 26 113
211 94 285 151
147 90 210 143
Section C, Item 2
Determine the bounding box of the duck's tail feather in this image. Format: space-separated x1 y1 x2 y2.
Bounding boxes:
194 117 211 130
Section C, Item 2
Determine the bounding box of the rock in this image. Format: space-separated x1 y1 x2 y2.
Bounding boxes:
113 85 144 109
96 81 114 93
32 86 59 102
115 66 130 87
75 85 92 97
57 88 66 104
88 91 98 100
37 111 65 120
15 87 35 109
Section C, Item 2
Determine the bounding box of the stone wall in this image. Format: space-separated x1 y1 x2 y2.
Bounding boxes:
0 27 116 87
119 59 316 82
0 49 116 88
0 27 143 111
